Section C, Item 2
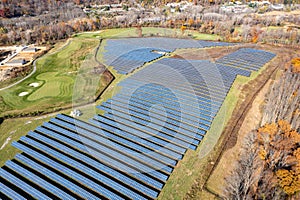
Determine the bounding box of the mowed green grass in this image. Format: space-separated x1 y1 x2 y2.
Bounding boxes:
27 72 73 101
0 38 99 117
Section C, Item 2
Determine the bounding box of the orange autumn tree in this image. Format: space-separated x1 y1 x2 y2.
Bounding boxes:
291 58 300 73
180 25 186 35
225 120 300 200
258 120 300 196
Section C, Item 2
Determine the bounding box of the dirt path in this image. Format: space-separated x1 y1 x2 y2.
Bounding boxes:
0 136 11 150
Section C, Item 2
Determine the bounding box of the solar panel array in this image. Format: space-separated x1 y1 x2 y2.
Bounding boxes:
110 48 170 74
104 38 237 74
216 48 276 72
0 47 275 199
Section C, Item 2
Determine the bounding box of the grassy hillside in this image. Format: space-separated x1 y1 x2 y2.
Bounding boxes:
0 38 100 117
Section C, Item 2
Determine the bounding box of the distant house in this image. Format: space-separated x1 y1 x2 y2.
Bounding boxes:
271 4 284 10
6 59 26 66
143 17 161 23
23 47 38 53
0 8 9 18
0 9 5 17
259 1 271 6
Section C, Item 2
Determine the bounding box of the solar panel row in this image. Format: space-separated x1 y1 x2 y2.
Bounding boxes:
216 48 276 72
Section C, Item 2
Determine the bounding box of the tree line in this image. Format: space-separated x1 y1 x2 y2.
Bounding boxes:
224 65 300 200
0 0 300 46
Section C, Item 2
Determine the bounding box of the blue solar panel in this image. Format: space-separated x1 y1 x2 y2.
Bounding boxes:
28 130 168 186
5 160 76 200
37 125 173 175
110 94 213 124
118 81 222 111
90 117 183 161
105 99 206 138
99 103 202 144
0 181 26 200
34 129 164 196
19 136 131 199
115 90 216 119
13 152 99 200
54 114 180 162
12 142 105 199
41 122 168 189
0 168 51 200
216 48 275 72
45 119 177 167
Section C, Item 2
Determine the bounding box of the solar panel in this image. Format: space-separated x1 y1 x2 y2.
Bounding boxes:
0 168 51 200
14 152 100 199
0 181 26 200
44 120 177 167
5 160 76 200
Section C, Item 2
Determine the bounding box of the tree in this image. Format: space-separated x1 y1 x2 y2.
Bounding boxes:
224 132 261 200
257 120 300 197
291 58 300 73
261 66 300 130
180 24 186 35
224 121 300 200
135 26 142 37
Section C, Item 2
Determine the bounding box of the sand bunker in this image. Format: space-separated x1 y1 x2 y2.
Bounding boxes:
29 82 40 87
18 92 29 96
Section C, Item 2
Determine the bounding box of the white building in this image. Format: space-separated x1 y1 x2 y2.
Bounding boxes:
23 47 38 53
5 59 26 66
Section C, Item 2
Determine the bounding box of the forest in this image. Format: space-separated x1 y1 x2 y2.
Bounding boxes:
0 0 300 46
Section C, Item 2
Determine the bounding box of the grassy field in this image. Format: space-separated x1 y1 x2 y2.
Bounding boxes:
76 27 221 40
192 32 221 40
0 116 52 167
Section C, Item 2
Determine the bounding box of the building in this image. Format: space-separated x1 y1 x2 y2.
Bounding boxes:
5 59 26 67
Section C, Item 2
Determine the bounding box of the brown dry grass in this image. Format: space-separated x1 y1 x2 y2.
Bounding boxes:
172 46 241 61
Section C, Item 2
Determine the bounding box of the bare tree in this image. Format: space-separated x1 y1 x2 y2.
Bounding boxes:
262 67 300 130
224 132 261 200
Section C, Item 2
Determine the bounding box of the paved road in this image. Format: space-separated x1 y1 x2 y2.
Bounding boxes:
0 39 72 91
